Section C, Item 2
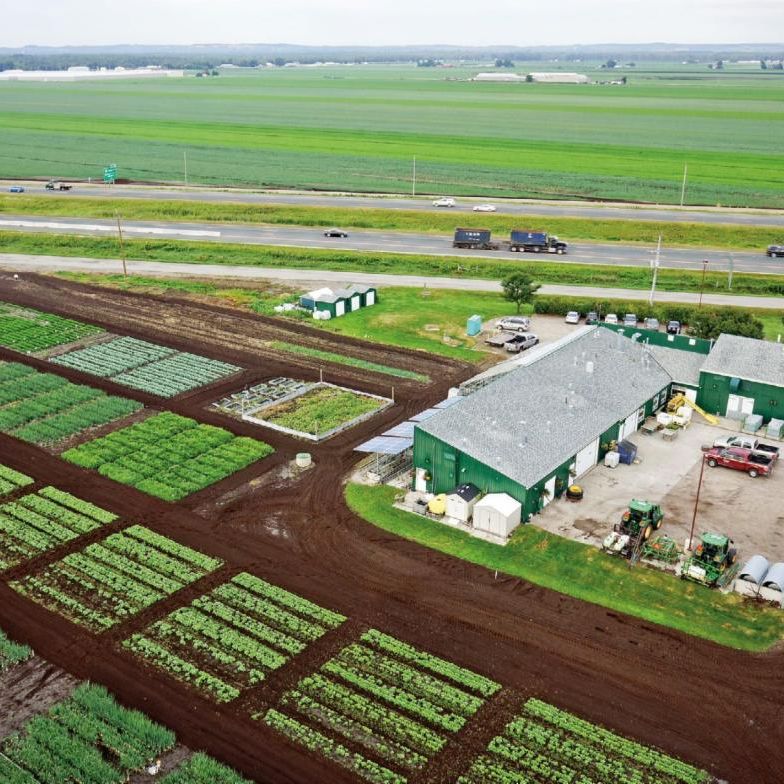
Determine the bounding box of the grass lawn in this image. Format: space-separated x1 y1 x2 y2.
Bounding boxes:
346 483 784 652
3 195 782 251
758 313 784 341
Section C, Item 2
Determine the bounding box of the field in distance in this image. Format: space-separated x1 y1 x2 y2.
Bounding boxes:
1 63 783 207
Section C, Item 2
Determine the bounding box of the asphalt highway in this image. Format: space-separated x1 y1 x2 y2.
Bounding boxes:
1 213 780 274
5 180 784 228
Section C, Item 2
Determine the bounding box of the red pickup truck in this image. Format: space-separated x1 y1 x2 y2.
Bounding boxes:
704 446 774 478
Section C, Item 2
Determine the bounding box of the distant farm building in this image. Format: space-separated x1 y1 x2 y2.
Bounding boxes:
472 72 528 83
299 285 377 319
528 72 589 84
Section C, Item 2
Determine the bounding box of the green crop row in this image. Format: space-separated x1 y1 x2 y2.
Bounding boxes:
160 752 253 784
62 412 273 501
0 683 175 784
0 487 117 571
52 335 240 398
0 301 103 354
10 525 222 631
0 463 34 498
125 572 344 702
0 627 32 673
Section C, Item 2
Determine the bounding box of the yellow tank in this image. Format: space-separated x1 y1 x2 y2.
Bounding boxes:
427 494 447 515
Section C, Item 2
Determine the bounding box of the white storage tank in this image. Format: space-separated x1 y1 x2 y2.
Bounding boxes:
445 483 480 522
473 493 522 539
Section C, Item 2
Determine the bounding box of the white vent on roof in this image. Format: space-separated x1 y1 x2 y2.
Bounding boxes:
586 361 594 374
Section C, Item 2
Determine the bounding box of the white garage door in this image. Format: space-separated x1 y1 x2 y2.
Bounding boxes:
351 295 361 311
620 410 638 441
335 300 345 317
574 437 600 478
366 291 375 305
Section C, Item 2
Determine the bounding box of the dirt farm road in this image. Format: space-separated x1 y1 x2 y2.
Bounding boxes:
0 273 783 784
3 252 784 310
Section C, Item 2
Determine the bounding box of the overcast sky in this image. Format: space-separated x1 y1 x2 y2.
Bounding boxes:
3 0 783 47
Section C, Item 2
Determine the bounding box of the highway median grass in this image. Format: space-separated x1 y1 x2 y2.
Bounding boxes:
2 194 783 250
346 483 784 652
5 231 784 298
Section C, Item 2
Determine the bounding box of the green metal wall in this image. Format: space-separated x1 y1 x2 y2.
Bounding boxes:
697 373 784 422
599 324 712 354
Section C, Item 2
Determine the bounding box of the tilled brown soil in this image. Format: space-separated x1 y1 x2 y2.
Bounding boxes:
0 272 782 783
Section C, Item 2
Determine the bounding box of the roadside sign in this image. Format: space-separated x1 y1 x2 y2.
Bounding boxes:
103 164 118 183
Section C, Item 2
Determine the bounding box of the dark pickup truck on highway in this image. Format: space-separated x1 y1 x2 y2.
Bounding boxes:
704 446 774 477
767 245 784 258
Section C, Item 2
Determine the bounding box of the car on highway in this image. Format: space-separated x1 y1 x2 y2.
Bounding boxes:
432 197 456 208
585 311 599 325
767 245 784 258
472 204 497 212
8 185 24 193
565 311 580 324
323 228 349 238
504 332 539 353
666 320 681 335
644 317 660 331
604 313 619 325
497 316 531 333
623 313 638 327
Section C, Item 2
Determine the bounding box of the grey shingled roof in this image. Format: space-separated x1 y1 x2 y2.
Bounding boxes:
417 327 671 488
647 344 706 387
700 334 784 387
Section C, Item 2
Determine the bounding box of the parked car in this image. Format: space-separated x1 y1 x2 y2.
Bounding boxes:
565 311 580 324
623 313 638 327
605 313 618 324
432 197 455 207
504 332 539 353
8 185 24 193
666 320 681 334
766 245 784 258
497 316 531 333
585 311 599 325
472 204 497 212
643 317 660 330
323 228 349 238
712 435 779 460
704 446 774 478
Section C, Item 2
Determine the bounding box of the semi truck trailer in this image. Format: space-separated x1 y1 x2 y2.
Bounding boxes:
452 228 568 254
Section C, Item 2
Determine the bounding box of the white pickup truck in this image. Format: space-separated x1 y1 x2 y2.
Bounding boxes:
712 435 780 460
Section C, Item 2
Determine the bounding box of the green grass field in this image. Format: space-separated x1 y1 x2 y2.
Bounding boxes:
1 64 783 206
346 484 784 652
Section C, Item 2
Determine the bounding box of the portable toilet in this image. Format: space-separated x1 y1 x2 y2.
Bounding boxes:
445 483 480 522
473 493 522 540
466 315 482 337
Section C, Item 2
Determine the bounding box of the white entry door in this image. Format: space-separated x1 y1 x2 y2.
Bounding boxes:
335 301 345 317
541 475 556 508
574 437 600 478
366 291 376 305
415 467 428 493
351 295 361 311
620 410 638 441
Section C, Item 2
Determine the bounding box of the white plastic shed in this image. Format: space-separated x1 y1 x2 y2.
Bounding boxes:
445 483 480 522
473 493 522 539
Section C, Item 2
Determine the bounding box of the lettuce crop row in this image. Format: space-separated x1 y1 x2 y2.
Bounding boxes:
10 525 222 631
63 412 272 501
0 627 32 673
0 302 103 354
124 571 344 702
160 752 253 784
52 335 240 398
0 487 116 570
0 463 34 498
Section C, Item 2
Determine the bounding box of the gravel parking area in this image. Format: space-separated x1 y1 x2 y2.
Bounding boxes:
537 419 784 562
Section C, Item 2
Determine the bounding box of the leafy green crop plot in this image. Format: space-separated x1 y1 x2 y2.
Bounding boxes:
0 301 103 354
0 361 142 446
459 697 711 784
10 525 223 631
0 463 34 499
0 485 117 571
160 752 253 784
124 571 346 703
259 628 500 783
51 335 241 398
0 626 32 673
62 411 273 501
0 682 175 783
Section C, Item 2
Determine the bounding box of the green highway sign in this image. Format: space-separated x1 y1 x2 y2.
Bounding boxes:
103 164 118 183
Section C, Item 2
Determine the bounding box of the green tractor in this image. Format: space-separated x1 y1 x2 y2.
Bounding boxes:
602 499 663 558
681 532 739 588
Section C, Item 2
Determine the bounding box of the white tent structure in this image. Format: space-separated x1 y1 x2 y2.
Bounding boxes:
473 494 522 541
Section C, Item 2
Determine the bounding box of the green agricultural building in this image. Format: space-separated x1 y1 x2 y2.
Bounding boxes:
299 284 377 318
413 328 672 521
698 334 784 422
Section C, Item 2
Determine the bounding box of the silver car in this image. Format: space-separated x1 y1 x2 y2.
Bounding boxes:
498 316 531 333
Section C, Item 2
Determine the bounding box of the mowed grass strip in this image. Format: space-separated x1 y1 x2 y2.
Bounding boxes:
5 231 784 299
346 484 784 652
3 194 783 249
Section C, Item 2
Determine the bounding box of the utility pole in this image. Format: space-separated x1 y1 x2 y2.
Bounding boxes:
116 213 127 278
412 155 416 197
679 162 688 207
698 258 709 308
727 254 734 290
688 456 706 551
648 234 662 305
183 150 188 186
